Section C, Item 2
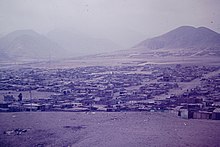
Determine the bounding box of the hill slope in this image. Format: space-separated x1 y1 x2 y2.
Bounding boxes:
133 26 220 56
0 30 68 60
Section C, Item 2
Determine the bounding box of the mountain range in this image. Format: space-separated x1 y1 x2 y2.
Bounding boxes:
0 26 220 61
0 29 121 61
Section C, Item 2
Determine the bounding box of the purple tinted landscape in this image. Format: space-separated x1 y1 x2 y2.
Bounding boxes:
1 0 220 146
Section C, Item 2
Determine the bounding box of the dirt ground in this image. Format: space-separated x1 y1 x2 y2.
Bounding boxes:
0 112 220 147
1 55 220 69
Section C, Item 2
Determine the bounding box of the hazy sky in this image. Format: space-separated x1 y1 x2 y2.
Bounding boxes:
0 0 220 48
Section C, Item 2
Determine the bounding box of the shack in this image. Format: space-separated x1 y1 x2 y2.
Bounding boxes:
193 111 212 119
212 108 220 120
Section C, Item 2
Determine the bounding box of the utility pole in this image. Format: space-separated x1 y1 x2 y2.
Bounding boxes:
29 90 32 112
49 49 51 69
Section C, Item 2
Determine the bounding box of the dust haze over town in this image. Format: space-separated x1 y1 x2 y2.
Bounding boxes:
1 0 220 57
0 0 220 147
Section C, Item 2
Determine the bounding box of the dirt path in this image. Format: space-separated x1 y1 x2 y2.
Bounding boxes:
148 68 220 101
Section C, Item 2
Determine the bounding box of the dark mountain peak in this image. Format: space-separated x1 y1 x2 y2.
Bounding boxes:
132 26 220 56
197 26 209 30
163 26 195 35
134 26 220 50
161 26 218 38
172 26 196 31
196 27 219 36
197 26 213 31
182 25 195 28
161 26 219 39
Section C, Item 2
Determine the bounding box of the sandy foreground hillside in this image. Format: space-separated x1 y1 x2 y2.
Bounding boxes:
0 112 220 147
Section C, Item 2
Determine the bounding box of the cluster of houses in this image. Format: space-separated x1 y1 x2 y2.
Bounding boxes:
155 65 217 82
170 72 220 120
0 65 219 120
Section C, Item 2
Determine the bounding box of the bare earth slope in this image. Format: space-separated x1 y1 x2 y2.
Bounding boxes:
131 26 220 57
134 26 220 50
0 112 220 147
